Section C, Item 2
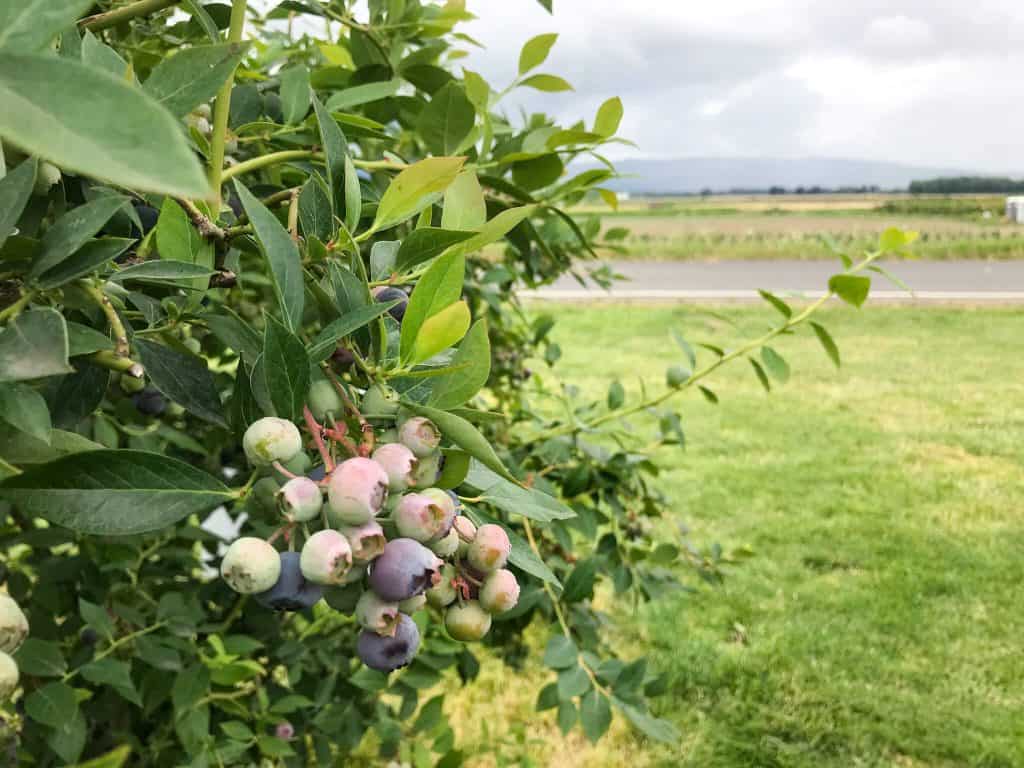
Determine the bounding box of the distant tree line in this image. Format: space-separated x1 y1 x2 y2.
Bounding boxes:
695 185 884 196
909 176 1024 194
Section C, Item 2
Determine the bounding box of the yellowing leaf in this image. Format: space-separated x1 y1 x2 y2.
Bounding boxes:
410 300 471 364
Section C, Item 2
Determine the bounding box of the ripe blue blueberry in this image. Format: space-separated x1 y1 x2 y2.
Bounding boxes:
444 600 492 642
243 417 302 466
355 591 400 636
299 530 353 585
132 387 166 416
327 457 389 524
368 538 443 602
221 537 282 594
357 613 420 672
398 417 441 457
0 596 28 654
278 477 322 523
371 442 418 492
255 552 323 611
371 286 409 322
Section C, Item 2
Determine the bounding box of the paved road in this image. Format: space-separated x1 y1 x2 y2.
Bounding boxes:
525 260 1024 302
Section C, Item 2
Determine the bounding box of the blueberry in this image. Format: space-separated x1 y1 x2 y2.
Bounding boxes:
275 722 295 740
278 477 322 523
398 417 441 458
467 524 511 573
307 379 343 421
243 417 302 467
371 286 408 323
368 538 443 602
255 552 323 611
327 457 389 525
131 387 166 416
338 520 386 562
428 527 459 557
0 596 27 654
0 652 18 700
134 204 159 237
394 492 451 543
299 530 353 586
479 569 520 614
307 465 327 483
444 600 492 642
426 564 457 608
371 443 418 493
357 613 420 672
220 537 281 594
418 488 457 538
410 452 443 489
355 590 400 636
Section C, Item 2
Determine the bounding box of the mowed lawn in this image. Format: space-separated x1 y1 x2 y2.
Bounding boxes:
459 304 1024 768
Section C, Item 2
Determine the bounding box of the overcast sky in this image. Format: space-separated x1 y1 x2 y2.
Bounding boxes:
458 0 1022 171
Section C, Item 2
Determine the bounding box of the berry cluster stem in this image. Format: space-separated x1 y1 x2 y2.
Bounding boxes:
303 406 336 471
81 280 130 358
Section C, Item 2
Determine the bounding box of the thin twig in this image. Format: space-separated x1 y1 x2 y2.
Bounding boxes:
79 0 180 31
174 197 226 239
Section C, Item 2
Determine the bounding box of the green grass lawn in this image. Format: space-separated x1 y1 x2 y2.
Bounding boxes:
472 303 1023 767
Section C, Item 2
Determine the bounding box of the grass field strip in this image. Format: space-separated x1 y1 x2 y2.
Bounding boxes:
522 288 1024 301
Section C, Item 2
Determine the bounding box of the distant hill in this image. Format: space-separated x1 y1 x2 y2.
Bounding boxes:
598 157 989 195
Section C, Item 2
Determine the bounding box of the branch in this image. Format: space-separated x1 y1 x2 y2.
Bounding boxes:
79 0 181 31
220 151 406 184
174 197 226 240
81 281 130 358
208 0 248 210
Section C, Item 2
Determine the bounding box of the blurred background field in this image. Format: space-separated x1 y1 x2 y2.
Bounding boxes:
574 194 1024 261
455 303 1024 768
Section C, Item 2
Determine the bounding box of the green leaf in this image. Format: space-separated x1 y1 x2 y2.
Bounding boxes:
233 179 304 331
324 78 401 110
810 322 840 368
580 690 612 743
134 339 226 427
14 638 67 677
0 0 94 54
462 462 574 522
828 274 871 308
519 73 573 92
370 156 465 235
443 205 536 258
262 314 310 422
80 658 142 706
172 664 210 712
544 636 578 669
25 681 78 728
110 260 217 284
205 308 262 361
879 226 918 253
558 665 591 699
537 683 559 711
441 170 487 231
0 381 51 442
37 237 133 289
143 41 249 118
30 195 127 278
409 300 471 364
0 450 234 535
298 176 332 243
416 82 475 156
557 699 577 734
400 250 465 362
66 322 113 357
760 346 790 384
154 198 213 293
49 710 87 764
748 357 771 393
0 157 36 251
69 746 132 768
81 30 128 79
78 598 115 641
757 289 792 319
46 361 108 430
401 404 514 483
0 54 209 197
426 319 491 409
562 559 596 602
593 96 623 137
312 93 347 224
611 697 681 744
308 302 399 363
0 308 72 382
518 33 558 75
343 154 361 233
279 64 311 124
395 228 475 273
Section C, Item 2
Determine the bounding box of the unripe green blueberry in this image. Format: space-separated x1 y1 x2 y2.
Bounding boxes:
119 373 146 394
299 530 353 585
252 477 281 514
33 161 60 195
371 443 418 493
307 379 343 421
270 446 311 483
377 427 399 444
278 477 322 522
428 527 459 557
339 520 386 562
327 457 389 524
360 383 399 418
444 600 492 642
479 569 520 614
394 493 449 543
410 452 443 489
453 517 477 558
183 337 201 355
399 417 441 457
221 537 282 594
243 417 302 467
398 594 426 614
666 365 691 388
467 524 510 573
355 591 400 636
0 652 17 700
419 488 457 538
426 565 457 608
0 595 28 654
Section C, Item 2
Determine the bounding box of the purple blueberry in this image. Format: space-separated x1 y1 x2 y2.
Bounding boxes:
255 552 323 611
357 613 420 672
368 538 443 602
371 286 408 322
132 387 166 416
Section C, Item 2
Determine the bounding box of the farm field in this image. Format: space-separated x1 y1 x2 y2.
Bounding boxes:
578 194 1024 261
451 304 1024 768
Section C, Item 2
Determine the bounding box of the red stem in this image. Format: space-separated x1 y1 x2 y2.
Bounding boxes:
303 406 335 472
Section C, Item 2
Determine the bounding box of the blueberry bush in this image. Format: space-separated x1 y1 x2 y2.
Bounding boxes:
0 1 914 764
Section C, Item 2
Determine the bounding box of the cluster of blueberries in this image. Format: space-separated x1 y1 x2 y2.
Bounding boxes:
221 403 520 672
0 595 28 701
